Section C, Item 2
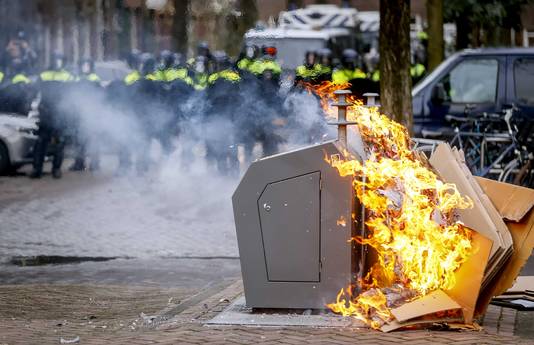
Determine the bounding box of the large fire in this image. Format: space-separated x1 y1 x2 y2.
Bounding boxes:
306 82 475 329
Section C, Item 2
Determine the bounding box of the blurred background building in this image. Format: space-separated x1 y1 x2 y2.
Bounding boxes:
0 0 533 69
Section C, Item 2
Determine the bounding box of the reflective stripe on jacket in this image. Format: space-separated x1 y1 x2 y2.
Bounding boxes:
12 74 31 84
208 70 241 84
40 70 75 82
77 73 101 83
332 68 366 84
124 71 140 85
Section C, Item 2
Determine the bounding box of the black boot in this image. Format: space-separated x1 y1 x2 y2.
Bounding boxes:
29 170 42 179
52 169 62 179
69 161 85 171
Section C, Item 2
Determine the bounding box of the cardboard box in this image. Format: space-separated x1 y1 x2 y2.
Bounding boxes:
473 177 534 315
428 144 513 285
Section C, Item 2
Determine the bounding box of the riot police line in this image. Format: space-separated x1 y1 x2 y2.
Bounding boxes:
0 42 426 179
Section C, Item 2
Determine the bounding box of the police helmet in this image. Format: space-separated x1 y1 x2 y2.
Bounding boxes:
212 50 231 71
172 52 185 68
317 48 332 65
341 49 358 68
139 52 156 76
127 49 141 70
304 50 317 66
197 41 210 58
158 50 173 70
16 30 26 40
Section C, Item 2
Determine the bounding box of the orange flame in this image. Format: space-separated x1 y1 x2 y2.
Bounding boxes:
307 82 474 329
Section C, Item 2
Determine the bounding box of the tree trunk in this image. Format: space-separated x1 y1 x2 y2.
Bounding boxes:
228 0 258 56
172 0 189 54
426 0 443 72
379 0 413 131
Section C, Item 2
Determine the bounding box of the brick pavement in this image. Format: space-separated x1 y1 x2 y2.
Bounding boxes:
1 281 533 345
0 167 238 262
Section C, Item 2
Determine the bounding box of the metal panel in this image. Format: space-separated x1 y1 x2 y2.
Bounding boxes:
259 172 321 282
233 141 359 309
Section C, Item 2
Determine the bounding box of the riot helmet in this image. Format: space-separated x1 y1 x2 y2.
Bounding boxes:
127 49 141 70
172 52 185 68
304 50 317 67
341 49 358 70
317 48 332 67
197 41 210 58
139 52 156 76
212 51 231 72
158 50 173 70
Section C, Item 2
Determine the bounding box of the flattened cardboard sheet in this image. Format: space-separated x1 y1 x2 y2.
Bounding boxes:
475 177 534 222
390 290 461 323
475 181 534 316
445 231 492 324
429 144 513 285
381 317 463 333
429 144 508 263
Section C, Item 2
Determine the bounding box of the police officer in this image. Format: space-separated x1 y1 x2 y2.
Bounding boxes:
295 50 317 84
236 43 259 75
295 50 318 85
124 49 141 85
149 50 182 155
250 46 284 158
411 54 426 85
1 57 36 115
315 48 333 83
332 49 366 84
205 51 241 176
191 55 209 91
134 52 158 174
70 58 102 172
250 45 282 83
106 51 142 174
30 52 74 179
187 41 213 71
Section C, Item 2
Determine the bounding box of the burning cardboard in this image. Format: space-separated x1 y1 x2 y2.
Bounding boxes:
314 89 481 330
310 85 531 331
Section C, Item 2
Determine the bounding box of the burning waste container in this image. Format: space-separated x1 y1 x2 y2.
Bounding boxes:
232 90 366 309
234 86 533 331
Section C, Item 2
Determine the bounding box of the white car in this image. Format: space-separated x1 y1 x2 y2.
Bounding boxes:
0 112 38 174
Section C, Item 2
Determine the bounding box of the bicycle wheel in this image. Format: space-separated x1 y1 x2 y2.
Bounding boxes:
499 158 519 183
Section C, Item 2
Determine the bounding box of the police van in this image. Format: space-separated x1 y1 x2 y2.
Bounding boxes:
244 5 359 70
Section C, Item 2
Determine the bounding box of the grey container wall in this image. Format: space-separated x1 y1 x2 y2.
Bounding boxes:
232 140 359 309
